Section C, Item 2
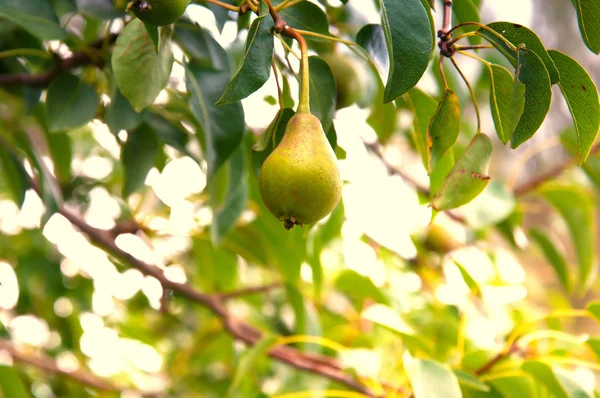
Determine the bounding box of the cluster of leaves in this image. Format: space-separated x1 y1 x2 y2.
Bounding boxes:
0 0 599 397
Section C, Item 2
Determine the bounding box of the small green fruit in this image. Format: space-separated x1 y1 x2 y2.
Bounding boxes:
321 53 363 109
130 0 190 26
258 112 342 230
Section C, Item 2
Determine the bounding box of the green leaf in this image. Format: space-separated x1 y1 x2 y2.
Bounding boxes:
367 88 397 144
488 63 524 144
44 73 99 133
211 145 247 244
429 89 460 170
380 0 433 102
174 21 230 72
405 355 462 398
45 132 72 184
334 270 389 308
432 134 493 211
216 10 273 105
105 86 145 135
279 1 330 37
112 20 174 111
252 108 295 171
407 88 438 169
75 0 124 20
549 50 600 163
0 365 30 398
489 375 537 398
571 0 600 54
430 149 454 197
453 260 482 297
0 143 29 208
146 113 191 156
227 336 277 398
305 56 336 132
561 128 600 190
185 63 245 180
356 24 389 83
586 337 600 359
452 0 482 45
454 370 490 392
478 22 559 85
0 0 65 40
587 301 600 322
522 361 568 398
539 182 596 287
192 237 237 291
121 124 159 198
510 47 552 148
529 228 570 292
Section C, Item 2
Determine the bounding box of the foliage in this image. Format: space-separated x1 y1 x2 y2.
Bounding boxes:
0 0 599 397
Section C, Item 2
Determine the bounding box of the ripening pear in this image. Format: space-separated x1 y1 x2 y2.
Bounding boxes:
258 112 342 230
320 53 363 109
130 0 191 26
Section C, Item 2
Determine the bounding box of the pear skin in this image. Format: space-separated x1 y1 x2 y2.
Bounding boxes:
258 112 342 229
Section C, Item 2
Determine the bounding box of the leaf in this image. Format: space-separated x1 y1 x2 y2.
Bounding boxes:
0 0 65 40
429 89 460 170
279 1 330 37
478 22 559 85
367 88 397 144
44 73 99 133
45 132 72 184
334 270 389 308
146 113 191 156
216 9 273 105
529 228 570 292
561 128 600 190
538 182 596 287
211 145 247 244
226 336 277 398
121 124 159 198
407 88 438 169
380 0 433 102
112 20 174 111
488 64 524 144
105 86 145 135
453 260 482 297
452 0 482 45
432 134 493 211
510 47 552 148
586 337 600 359
174 21 230 72
549 50 600 163
571 0 600 54
252 108 295 172
185 63 245 180
430 149 454 197
454 370 490 392
356 24 389 84
305 56 336 132
587 301 600 323
522 361 568 398
0 143 29 208
0 366 30 398
405 354 462 398
75 0 124 19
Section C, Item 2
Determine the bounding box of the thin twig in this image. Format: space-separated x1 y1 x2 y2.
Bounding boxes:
0 34 118 87
219 283 282 300
272 57 284 109
474 342 521 375
455 44 494 50
450 56 481 133
204 0 240 12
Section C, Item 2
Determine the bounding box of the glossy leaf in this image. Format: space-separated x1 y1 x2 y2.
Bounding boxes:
279 1 330 37
121 124 159 198
407 88 438 169
432 134 493 211
186 63 245 180
539 182 596 287
405 355 462 398
211 145 247 244
510 47 552 148
0 143 29 208
529 228 570 292
0 366 30 398
549 50 600 163
479 22 559 84
429 89 460 170
174 21 231 72
45 73 99 133
380 0 433 102
305 56 336 132
522 361 568 398
226 335 277 398
216 8 273 105
356 24 389 84
0 0 65 40
112 19 174 111
488 64 524 144
452 0 481 45
571 0 600 54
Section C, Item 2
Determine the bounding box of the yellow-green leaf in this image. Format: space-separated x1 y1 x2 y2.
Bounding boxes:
571 0 600 54
429 89 460 170
488 64 524 144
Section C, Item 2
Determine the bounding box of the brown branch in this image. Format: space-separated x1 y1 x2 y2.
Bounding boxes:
0 34 118 88
437 1 456 57
0 339 137 394
474 342 521 375
219 283 282 300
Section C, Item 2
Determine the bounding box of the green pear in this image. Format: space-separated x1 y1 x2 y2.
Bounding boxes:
320 53 363 109
258 112 342 230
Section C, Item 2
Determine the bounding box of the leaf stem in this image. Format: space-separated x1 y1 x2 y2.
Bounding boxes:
456 50 490 66
455 44 494 51
0 48 52 60
293 29 357 46
275 34 300 59
447 31 479 46
274 0 305 11
450 56 481 133
445 22 517 52
272 57 284 109
438 56 448 89
204 0 240 11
